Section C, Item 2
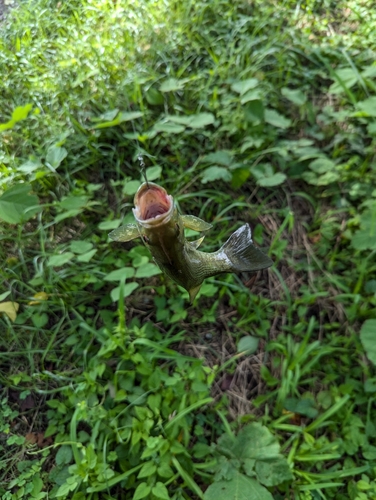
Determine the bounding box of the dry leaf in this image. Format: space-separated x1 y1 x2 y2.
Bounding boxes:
25 432 38 445
25 431 53 448
0 301 20 321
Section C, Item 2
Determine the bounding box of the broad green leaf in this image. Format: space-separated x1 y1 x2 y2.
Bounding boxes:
86 444 97 469
56 481 77 497
204 472 273 500
188 112 215 128
356 97 376 117
159 78 185 92
244 100 264 123
18 158 43 173
0 301 19 322
167 113 215 128
104 267 135 281
202 151 233 166
145 165 162 181
255 457 293 486
117 111 144 123
257 173 286 187
31 476 43 496
60 195 89 210
301 171 319 185
133 482 151 500
110 282 139 301
329 68 358 94
281 87 307 105
157 462 174 479
218 423 280 461
360 320 376 365
135 262 162 278
98 219 122 230
0 183 39 224
132 255 149 267
315 170 340 185
90 109 119 122
48 253 75 267
124 180 141 195
264 109 291 129
151 482 170 500
284 397 318 418
368 122 376 135
32 312 49 328
46 146 68 169
198 283 217 297
231 78 259 95
69 241 93 254
55 445 73 466
137 461 157 478
167 115 193 125
146 88 164 105
363 444 376 460
153 122 185 134
309 158 336 174
76 249 97 262
231 167 251 189
362 65 376 78
241 137 265 153
201 166 232 184
240 89 261 104
351 207 376 250
237 336 259 354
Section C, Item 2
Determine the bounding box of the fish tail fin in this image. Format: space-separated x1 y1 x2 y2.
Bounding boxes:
220 224 273 272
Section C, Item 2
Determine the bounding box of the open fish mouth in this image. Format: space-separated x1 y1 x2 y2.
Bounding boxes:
133 182 174 227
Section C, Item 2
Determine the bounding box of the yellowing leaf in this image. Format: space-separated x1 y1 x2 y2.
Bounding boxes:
0 301 20 321
28 292 49 306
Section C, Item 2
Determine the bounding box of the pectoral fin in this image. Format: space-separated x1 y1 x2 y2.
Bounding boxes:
181 214 212 232
108 224 140 242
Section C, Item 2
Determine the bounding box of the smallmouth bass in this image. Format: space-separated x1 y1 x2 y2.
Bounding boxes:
109 182 273 302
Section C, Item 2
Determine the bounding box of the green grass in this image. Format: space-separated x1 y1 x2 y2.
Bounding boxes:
1 0 376 498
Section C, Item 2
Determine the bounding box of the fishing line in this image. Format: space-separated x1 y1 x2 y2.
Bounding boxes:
138 154 150 189
123 87 149 188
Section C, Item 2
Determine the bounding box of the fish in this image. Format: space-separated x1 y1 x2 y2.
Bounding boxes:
109 182 273 302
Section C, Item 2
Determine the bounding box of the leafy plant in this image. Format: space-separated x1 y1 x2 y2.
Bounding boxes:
205 422 292 500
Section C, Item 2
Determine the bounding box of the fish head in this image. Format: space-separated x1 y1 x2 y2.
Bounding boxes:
133 182 175 229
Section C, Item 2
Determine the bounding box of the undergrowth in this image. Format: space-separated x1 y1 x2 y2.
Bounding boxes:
1 0 376 499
